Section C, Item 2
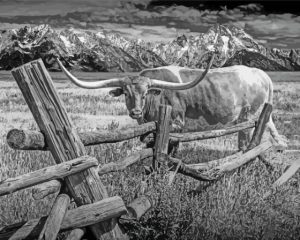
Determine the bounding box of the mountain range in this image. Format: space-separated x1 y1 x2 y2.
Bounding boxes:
0 24 299 72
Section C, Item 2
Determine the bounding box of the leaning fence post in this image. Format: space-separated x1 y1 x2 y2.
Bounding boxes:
11 59 127 240
237 104 251 151
153 105 172 170
247 103 273 151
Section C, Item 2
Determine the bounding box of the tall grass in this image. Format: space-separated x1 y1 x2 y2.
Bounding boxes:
0 80 299 239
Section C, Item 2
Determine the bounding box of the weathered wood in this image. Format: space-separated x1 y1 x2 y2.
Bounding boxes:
126 195 155 220
187 151 244 171
205 140 273 179
0 156 97 196
247 103 272 150
7 128 46 150
32 180 62 200
7 122 156 150
169 120 256 143
159 154 214 181
98 148 153 175
273 159 300 186
0 196 127 240
237 104 251 151
264 159 300 199
7 120 256 151
65 228 86 240
153 105 172 170
80 122 156 145
38 193 70 240
11 59 127 240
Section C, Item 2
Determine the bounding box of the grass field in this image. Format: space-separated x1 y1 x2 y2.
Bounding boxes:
0 71 300 239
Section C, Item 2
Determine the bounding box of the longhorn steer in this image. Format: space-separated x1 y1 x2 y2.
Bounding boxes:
57 55 287 150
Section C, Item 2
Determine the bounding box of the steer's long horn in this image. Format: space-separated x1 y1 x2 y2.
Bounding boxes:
56 59 123 88
149 52 215 90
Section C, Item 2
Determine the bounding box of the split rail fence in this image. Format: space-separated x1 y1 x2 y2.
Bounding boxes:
0 59 298 240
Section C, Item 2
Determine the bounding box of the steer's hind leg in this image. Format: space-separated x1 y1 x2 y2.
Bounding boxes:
267 116 288 150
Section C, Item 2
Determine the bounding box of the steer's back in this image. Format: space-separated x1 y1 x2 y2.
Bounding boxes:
167 65 272 126
141 65 273 130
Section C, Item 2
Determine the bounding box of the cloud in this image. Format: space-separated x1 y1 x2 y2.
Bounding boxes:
0 0 123 16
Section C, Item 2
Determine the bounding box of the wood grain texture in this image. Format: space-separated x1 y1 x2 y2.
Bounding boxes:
11 59 127 240
272 159 300 187
264 159 300 199
7 119 256 151
247 103 272 150
187 151 244 170
153 105 172 169
159 154 214 181
7 122 156 151
38 194 70 240
0 156 97 196
1 196 127 240
205 140 273 179
65 228 86 240
170 120 256 143
126 195 155 220
237 104 252 151
6 128 46 150
98 148 153 175
32 180 62 200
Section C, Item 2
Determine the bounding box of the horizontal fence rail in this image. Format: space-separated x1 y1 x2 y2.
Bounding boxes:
170 119 256 143
0 196 127 240
7 120 257 151
98 148 153 175
0 156 98 196
0 194 155 240
7 122 156 151
32 180 62 200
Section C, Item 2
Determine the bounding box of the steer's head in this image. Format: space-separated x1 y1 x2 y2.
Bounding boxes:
56 53 215 122
108 76 154 120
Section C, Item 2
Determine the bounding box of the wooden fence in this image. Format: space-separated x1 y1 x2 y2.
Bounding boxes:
0 59 298 240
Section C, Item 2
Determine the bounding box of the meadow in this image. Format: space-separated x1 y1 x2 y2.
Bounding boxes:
0 71 300 239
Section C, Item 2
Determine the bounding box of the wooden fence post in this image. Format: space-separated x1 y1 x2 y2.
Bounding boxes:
247 103 273 151
153 105 172 170
11 59 127 240
237 104 251 151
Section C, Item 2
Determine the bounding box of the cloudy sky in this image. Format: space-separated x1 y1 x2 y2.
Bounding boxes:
0 0 143 16
0 0 299 48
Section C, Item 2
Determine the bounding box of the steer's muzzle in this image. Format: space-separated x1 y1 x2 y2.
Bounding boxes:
130 109 142 119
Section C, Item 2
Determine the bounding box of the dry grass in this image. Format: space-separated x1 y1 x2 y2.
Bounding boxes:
0 77 300 239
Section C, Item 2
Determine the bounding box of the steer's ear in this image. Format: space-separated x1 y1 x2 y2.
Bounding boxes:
109 88 123 97
148 89 162 96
